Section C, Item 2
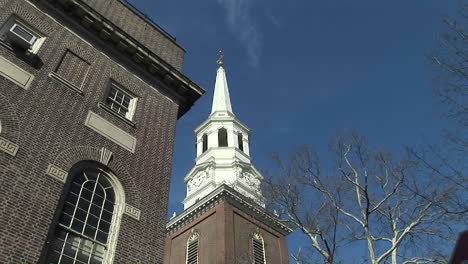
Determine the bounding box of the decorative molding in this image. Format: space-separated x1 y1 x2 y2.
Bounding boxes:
99 147 113 165
0 55 34 90
84 111 137 153
167 185 293 235
0 136 19 156
124 204 141 220
253 232 263 241
46 164 68 183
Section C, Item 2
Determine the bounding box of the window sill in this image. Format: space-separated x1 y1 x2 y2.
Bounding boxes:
49 72 84 96
98 102 136 128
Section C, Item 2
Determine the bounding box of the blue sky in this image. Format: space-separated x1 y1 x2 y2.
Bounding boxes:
129 0 458 260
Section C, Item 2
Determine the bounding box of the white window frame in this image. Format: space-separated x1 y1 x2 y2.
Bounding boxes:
45 165 125 264
252 232 266 264
186 231 200 264
105 81 138 121
0 16 46 54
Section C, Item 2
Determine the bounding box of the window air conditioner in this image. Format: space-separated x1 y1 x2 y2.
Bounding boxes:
7 24 37 50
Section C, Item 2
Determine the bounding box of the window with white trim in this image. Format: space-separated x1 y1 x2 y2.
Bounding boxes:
104 82 137 121
252 233 266 264
0 16 46 54
44 164 124 264
186 232 199 264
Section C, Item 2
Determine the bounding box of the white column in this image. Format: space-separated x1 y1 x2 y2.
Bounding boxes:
208 131 217 148
244 134 250 156
196 136 202 157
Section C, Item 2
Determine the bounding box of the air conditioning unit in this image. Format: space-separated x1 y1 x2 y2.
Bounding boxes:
6 23 37 50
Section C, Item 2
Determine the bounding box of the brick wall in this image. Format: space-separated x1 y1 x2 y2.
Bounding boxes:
0 0 187 263
81 0 186 71
164 200 290 264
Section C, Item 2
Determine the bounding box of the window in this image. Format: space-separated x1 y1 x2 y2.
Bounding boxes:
218 128 228 147
202 134 208 153
44 164 124 264
186 232 199 264
252 233 266 264
104 82 137 121
0 16 46 54
50 50 91 93
237 133 243 152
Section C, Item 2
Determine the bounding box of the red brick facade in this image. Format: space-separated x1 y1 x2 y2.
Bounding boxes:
164 186 291 264
0 0 202 263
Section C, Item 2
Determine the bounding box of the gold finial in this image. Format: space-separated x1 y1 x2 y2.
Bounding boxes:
217 50 224 66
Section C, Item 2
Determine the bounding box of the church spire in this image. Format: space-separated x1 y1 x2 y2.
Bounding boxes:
182 51 265 209
210 51 234 116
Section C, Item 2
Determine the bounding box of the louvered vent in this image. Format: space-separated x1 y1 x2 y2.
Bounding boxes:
187 239 199 264
253 238 265 264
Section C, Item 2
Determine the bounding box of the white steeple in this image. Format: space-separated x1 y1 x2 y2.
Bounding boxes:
210 60 234 116
182 52 265 209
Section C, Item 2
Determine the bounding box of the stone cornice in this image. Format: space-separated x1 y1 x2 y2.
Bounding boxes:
40 0 204 118
166 185 294 236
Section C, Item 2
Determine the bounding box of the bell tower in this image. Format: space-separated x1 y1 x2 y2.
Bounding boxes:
164 53 292 264
184 52 264 209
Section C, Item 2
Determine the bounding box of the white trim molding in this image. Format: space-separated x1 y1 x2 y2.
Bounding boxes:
84 111 137 153
46 164 68 183
124 204 141 221
0 56 34 90
100 147 113 165
0 136 19 156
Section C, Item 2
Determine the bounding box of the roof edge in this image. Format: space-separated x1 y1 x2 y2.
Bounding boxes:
41 0 204 118
118 0 186 52
166 184 294 236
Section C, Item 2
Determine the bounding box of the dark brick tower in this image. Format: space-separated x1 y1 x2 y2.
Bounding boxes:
0 0 203 263
163 58 292 264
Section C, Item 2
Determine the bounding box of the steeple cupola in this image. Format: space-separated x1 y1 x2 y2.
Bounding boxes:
183 53 265 209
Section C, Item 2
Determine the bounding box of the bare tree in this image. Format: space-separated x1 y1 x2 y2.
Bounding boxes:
264 146 346 264
264 133 466 264
431 3 468 152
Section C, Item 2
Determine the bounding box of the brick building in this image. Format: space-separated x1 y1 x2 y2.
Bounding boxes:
163 59 292 264
0 0 203 263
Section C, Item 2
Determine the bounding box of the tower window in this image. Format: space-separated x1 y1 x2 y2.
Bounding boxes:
186 232 199 264
202 134 208 153
237 133 243 152
252 233 266 264
218 128 228 147
44 164 123 264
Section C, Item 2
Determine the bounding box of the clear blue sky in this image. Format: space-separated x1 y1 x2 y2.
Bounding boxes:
130 0 458 260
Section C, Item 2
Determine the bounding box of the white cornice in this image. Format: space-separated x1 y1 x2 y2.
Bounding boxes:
166 185 293 235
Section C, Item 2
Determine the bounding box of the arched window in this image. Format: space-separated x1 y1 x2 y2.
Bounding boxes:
252 233 266 264
43 162 124 264
237 133 243 152
186 232 199 264
202 134 208 153
218 128 228 147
